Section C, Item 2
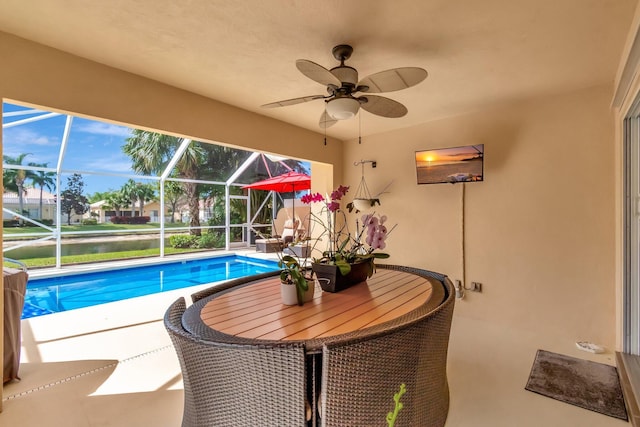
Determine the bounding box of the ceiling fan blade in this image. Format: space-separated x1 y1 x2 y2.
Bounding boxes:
359 95 408 118
261 95 325 108
296 59 342 87
319 111 338 129
357 67 427 93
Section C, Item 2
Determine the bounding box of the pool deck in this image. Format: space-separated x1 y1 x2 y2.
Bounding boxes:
0 249 623 426
2 248 281 422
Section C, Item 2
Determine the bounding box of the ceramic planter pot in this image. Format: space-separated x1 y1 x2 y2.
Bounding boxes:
352 198 375 212
281 277 315 305
311 261 370 293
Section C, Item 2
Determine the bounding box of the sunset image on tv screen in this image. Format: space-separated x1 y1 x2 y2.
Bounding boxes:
415 144 484 184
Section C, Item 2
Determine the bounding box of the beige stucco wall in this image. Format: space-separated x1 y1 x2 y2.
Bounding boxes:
0 31 343 184
0 31 346 406
343 85 617 348
0 29 623 355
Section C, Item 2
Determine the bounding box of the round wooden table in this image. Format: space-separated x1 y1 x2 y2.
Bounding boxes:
182 265 446 352
178 265 453 427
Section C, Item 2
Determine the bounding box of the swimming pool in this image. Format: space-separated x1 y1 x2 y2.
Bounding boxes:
22 255 279 319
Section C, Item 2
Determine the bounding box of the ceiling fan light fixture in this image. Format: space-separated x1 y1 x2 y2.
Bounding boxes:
262 45 426 128
326 97 360 120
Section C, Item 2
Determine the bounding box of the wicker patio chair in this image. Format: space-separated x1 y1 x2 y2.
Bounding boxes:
164 297 309 427
319 277 455 427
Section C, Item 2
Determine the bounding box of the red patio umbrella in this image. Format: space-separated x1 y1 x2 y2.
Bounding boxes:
242 171 311 193
243 171 311 233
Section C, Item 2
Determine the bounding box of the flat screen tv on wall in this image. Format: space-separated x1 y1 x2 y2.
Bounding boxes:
415 144 484 185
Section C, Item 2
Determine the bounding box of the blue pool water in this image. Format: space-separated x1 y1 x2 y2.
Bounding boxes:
22 255 279 319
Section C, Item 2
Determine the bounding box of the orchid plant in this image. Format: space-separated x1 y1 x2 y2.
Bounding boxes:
254 223 312 306
301 185 394 277
278 254 309 306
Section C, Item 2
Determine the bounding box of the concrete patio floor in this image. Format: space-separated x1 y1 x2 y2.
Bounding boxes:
0 251 627 426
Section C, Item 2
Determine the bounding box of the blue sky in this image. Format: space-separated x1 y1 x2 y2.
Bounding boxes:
2 102 309 197
3 102 138 195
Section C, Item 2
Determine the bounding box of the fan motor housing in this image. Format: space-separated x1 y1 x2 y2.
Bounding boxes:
330 66 358 87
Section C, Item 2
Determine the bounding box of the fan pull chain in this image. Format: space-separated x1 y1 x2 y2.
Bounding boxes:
324 105 328 145
358 113 362 144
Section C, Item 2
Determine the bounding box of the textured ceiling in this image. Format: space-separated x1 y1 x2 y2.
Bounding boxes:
0 0 636 141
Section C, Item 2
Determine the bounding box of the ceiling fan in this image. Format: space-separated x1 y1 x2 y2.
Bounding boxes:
261 44 428 128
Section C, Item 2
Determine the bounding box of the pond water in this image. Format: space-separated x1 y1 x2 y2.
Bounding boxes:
5 238 170 259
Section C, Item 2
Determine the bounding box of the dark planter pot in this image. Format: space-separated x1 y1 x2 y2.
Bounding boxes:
312 261 370 293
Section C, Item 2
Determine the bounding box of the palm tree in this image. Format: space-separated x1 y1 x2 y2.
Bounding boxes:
123 131 205 235
104 190 129 218
134 183 156 216
121 179 138 216
123 132 308 236
118 181 156 217
163 179 184 223
3 153 34 224
87 191 111 203
28 162 56 220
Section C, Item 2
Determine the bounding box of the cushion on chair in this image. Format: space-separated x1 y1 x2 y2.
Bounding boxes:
281 219 299 243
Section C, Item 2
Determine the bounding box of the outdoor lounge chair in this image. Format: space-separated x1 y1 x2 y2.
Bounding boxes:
255 218 300 253
164 297 308 427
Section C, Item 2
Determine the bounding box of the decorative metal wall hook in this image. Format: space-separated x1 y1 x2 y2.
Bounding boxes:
353 160 377 168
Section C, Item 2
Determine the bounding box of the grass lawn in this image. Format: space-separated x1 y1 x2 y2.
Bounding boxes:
3 223 194 242
2 223 231 268
19 247 213 269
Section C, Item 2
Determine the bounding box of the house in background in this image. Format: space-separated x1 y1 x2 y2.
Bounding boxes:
3 187 95 225
2 187 58 223
88 199 173 223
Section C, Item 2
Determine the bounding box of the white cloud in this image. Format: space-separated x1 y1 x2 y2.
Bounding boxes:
84 155 133 173
3 127 59 146
76 122 132 138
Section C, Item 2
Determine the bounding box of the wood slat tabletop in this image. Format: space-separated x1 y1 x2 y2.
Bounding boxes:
198 268 434 341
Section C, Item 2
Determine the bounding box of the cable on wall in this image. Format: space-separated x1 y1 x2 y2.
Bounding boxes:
461 182 466 288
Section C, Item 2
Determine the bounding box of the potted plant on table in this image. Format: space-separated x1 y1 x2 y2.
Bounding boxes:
278 253 314 306
301 185 395 292
254 221 315 306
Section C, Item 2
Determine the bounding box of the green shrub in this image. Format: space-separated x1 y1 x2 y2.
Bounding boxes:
169 234 198 248
197 232 224 249
110 216 151 224
82 218 98 225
